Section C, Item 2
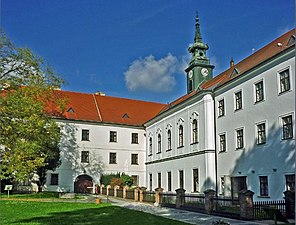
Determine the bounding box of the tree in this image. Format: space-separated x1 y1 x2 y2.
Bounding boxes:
0 30 66 188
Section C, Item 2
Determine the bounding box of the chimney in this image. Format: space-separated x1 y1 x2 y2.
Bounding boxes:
95 91 105 96
230 57 234 68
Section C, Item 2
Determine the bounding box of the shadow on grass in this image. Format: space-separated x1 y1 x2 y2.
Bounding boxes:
16 205 186 225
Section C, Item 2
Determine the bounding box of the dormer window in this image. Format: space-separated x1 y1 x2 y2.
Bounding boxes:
122 113 129 118
67 107 74 113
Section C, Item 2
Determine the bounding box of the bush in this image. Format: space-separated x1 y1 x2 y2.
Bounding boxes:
110 178 124 187
121 174 133 187
100 173 120 186
100 173 134 187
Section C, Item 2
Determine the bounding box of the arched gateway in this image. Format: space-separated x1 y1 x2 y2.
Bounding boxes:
74 175 93 193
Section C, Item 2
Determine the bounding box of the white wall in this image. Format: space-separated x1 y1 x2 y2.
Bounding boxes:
44 120 146 192
215 52 295 200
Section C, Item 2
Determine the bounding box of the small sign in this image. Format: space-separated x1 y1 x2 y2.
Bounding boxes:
4 185 13 191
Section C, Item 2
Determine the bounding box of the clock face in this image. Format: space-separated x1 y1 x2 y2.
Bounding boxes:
201 68 209 77
188 70 193 78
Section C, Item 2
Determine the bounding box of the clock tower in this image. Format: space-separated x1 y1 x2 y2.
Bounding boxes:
185 14 214 93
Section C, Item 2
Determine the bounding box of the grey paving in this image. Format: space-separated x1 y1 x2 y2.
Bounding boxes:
94 195 276 225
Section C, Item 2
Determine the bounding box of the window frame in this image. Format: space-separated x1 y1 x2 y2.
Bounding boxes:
81 151 90 163
131 153 138 165
178 125 184 148
278 67 291 94
219 133 226 152
148 137 153 156
192 119 198 144
285 174 295 191
256 122 266 145
109 131 117 143
167 129 172 151
131 133 139 144
193 168 199 192
259 176 269 197
81 129 90 141
218 99 225 117
50 173 59 185
282 115 293 140
254 80 264 103
157 133 162 153
234 90 243 111
236 128 244 150
157 172 162 188
179 170 184 189
109 152 117 164
167 171 172 192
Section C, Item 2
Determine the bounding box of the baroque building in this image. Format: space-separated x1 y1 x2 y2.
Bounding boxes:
43 16 294 201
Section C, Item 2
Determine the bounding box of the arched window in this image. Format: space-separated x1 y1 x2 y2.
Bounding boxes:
192 119 198 144
157 133 161 153
178 125 184 147
149 137 152 155
167 130 172 150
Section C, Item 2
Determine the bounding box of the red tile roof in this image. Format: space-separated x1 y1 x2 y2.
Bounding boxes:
49 90 166 126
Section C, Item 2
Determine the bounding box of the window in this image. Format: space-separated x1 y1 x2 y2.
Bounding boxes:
257 123 266 144
131 154 138 165
235 91 242 110
220 177 225 195
167 171 172 192
82 129 89 141
157 172 161 188
167 130 172 150
178 125 184 147
149 174 152 191
109 152 117 164
50 174 59 185
148 137 152 155
179 170 184 189
157 134 161 153
110 131 117 142
131 133 138 144
131 175 138 186
282 115 293 139
192 119 198 144
259 176 269 196
219 134 226 152
218 99 225 117
286 174 295 191
236 129 244 149
279 69 290 93
81 151 89 163
193 169 199 192
255 81 264 103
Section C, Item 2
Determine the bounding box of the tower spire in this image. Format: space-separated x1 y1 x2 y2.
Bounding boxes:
194 12 202 43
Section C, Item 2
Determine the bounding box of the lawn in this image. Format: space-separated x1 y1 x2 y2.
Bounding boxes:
0 200 188 225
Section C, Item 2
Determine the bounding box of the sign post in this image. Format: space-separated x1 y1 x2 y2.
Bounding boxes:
4 185 13 198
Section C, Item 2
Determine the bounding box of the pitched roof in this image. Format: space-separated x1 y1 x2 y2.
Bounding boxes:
158 29 295 114
49 90 166 126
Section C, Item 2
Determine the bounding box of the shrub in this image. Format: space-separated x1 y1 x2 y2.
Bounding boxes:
100 173 120 186
110 178 124 187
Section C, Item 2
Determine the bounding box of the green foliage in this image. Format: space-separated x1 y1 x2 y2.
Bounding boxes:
100 173 120 186
100 173 134 187
0 30 66 183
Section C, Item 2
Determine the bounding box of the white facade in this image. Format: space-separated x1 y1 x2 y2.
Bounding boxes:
145 94 216 193
215 47 295 200
44 120 146 193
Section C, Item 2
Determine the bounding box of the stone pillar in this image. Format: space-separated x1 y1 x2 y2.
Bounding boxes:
204 189 216 214
175 188 186 209
134 187 140 201
114 185 120 197
284 190 295 219
154 187 164 206
106 185 111 196
100 184 105 195
123 186 129 199
139 187 147 202
239 190 254 220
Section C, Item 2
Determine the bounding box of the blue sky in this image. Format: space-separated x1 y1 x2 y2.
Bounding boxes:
1 0 294 103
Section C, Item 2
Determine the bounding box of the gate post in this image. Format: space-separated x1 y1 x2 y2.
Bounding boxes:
154 187 164 206
123 186 129 199
139 187 147 202
175 188 186 209
106 185 111 196
284 190 295 219
114 185 120 197
100 184 105 195
204 189 216 214
239 190 254 220
134 187 140 201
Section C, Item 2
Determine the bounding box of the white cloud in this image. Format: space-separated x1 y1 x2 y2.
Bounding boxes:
124 53 185 93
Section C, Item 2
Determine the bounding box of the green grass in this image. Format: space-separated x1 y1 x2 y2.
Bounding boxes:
0 192 60 198
0 200 188 225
